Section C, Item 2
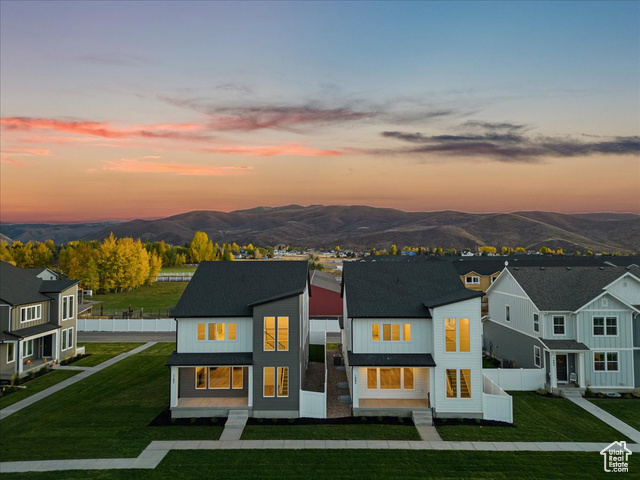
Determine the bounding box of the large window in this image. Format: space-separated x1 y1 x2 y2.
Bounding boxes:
195 366 244 390
371 323 411 342
533 313 539 333
20 305 42 323
62 329 67 350
264 317 288 351
445 318 470 352
277 367 289 397
277 317 289 351
593 317 617 336
62 297 68 320
68 295 74 318
446 369 471 398
209 367 230 389
553 316 565 335
372 324 380 342
68 327 74 349
366 368 414 390
7 343 15 363
534 346 541 368
232 366 243 389
263 367 288 397
196 367 207 389
594 352 618 372
197 323 206 341
208 323 225 341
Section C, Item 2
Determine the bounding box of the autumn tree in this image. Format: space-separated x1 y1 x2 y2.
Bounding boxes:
188 231 215 263
0 241 16 265
307 252 324 270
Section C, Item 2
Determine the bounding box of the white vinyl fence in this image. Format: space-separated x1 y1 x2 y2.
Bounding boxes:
309 318 341 345
482 368 545 391
299 360 327 418
482 374 513 423
77 318 176 332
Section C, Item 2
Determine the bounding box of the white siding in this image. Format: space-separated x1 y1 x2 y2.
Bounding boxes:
487 272 540 337
543 312 576 340
578 295 634 349
351 318 430 354
177 317 252 353
585 350 635 389
356 367 429 400
431 298 483 415
605 275 640 305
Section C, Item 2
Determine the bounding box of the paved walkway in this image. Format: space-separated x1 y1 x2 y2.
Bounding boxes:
0 342 156 420
563 390 640 444
219 410 249 441
2 439 639 473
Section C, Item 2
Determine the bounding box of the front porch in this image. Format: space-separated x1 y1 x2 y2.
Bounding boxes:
355 398 430 417
171 397 251 419
545 343 589 391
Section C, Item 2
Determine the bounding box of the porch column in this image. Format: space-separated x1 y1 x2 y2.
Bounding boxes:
578 353 586 388
247 366 253 407
53 331 60 362
17 341 23 376
170 366 179 408
550 353 557 390
352 368 359 408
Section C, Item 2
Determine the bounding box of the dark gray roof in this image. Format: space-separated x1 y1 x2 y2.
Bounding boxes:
166 351 253 366
347 352 436 367
343 259 479 318
540 339 589 351
0 262 52 306
4 322 60 339
310 270 341 293
451 255 608 276
40 280 78 294
508 266 639 311
173 261 308 318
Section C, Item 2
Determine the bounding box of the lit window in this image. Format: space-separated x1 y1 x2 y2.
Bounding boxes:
232 367 243 389
380 368 401 389
228 323 237 341
391 324 400 341
264 317 275 351
533 313 539 333
277 317 289 351
403 324 411 342
445 318 456 352
7 343 15 363
217 323 225 340
209 367 230 389
460 369 471 398
446 369 457 398
195 367 207 389
367 368 378 389
263 367 275 397
553 316 565 335
277 367 289 397
383 324 391 341
534 346 541 368
372 324 380 342
404 368 414 389
459 318 470 352
208 323 217 340
197 323 205 341
593 352 618 372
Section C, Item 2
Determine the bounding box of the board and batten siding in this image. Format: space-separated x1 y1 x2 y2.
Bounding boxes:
585 349 635 389
605 275 640 305
577 295 635 349
11 302 49 331
431 297 483 416
483 319 546 369
355 366 429 400
542 312 576 340
252 295 301 414
351 318 431 354
487 273 540 338
177 318 253 353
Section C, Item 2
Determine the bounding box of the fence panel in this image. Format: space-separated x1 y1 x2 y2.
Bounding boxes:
482 393 513 423
300 390 326 419
77 318 176 332
482 368 545 391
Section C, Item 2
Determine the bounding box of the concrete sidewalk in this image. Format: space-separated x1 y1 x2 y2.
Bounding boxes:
2 439 639 473
0 342 156 420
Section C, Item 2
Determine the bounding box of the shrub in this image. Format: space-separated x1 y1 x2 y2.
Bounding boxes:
535 388 547 396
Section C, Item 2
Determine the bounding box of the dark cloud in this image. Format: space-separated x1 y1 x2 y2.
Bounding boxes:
462 120 528 132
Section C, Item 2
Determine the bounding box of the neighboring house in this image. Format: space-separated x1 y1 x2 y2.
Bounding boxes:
485 266 640 391
309 270 343 344
167 260 310 418
0 262 78 381
25 268 60 281
341 259 485 418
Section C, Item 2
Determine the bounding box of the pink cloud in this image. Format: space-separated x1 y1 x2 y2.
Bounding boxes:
196 143 342 157
101 157 253 176
0 157 28 166
2 146 50 156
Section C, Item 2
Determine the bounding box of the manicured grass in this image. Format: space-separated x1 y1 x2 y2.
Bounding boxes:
73 342 145 367
309 344 325 363
0 370 81 410
241 424 420 440
159 266 197 274
589 398 640 430
0 343 222 462
437 392 629 442
91 282 188 310
1 451 632 479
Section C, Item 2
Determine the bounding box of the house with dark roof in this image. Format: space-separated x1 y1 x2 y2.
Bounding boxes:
167 260 311 418
485 266 640 392
341 259 486 419
0 262 78 381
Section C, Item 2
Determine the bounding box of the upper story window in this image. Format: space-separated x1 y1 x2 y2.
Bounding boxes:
553 316 565 335
593 317 617 336
533 313 539 333
446 368 471 398
197 322 237 341
371 323 411 342
20 304 42 323
445 318 470 352
62 295 74 321
264 316 288 351
465 276 480 284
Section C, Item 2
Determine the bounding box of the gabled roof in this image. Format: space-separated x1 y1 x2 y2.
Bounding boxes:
310 270 341 293
0 262 52 306
507 266 639 312
39 280 78 294
173 260 309 318
451 255 607 276
343 259 481 318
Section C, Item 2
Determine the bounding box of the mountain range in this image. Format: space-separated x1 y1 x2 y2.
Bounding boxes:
2 205 639 253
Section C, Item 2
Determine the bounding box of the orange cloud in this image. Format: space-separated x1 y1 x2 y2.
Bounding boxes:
101 157 253 176
2 146 50 156
196 143 341 157
0 157 28 166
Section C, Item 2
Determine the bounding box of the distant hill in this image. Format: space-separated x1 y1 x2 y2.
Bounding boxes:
1 205 639 253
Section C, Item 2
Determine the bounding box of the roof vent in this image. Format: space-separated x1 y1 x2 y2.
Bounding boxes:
566 267 571 270
504 261 509 267
599 267 604 270
540 267 545 270
514 267 519 270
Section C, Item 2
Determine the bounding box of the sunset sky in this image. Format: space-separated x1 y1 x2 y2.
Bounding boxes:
1 1 639 223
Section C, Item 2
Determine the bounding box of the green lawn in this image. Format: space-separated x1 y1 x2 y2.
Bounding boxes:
0 343 222 462
90 282 188 310
73 343 145 367
437 392 629 442
0 370 81 410
241 424 420 440
589 399 640 430
0 451 632 480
